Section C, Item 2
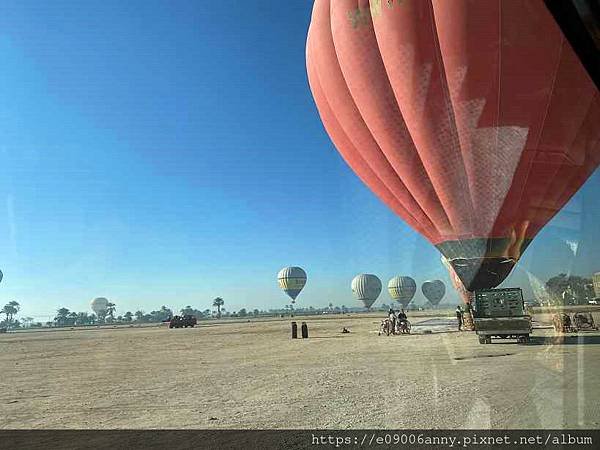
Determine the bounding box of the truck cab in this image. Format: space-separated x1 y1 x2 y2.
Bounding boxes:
473 288 532 344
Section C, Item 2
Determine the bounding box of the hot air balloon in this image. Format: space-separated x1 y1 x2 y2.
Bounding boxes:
422 280 446 307
351 274 382 309
306 0 600 303
277 267 307 304
91 297 109 320
387 276 416 308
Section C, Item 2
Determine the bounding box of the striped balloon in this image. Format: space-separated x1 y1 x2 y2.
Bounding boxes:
277 267 307 304
351 274 382 309
387 276 416 308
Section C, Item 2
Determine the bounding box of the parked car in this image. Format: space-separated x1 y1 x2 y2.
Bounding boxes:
168 315 197 328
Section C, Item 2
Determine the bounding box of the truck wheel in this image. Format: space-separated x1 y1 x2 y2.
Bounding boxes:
478 336 486 344
519 335 530 344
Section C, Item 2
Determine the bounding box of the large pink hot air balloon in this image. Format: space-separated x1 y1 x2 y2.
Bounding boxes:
306 0 600 300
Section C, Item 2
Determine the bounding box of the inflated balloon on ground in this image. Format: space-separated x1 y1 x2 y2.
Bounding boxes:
306 0 600 300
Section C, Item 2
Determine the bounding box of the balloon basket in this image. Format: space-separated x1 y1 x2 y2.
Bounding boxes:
463 311 475 331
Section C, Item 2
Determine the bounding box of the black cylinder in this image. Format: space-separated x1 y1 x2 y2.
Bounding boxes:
291 321 298 339
301 322 308 339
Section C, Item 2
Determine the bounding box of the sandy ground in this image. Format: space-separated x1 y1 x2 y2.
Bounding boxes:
1 312 599 429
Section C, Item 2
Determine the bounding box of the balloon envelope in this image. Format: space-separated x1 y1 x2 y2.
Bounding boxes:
91 297 109 315
422 280 446 306
352 274 382 309
306 0 600 294
277 267 307 303
387 276 416 308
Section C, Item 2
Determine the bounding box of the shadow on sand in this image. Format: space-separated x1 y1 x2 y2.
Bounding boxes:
528 334 600 346
308 335 349 339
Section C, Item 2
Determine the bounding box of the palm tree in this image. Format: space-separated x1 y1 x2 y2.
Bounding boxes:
212 297 224 318
76 312 90 325
106 302 116 320
55 308 70 327
158 306 172 321
68 312 78 326
181 306 195 316
2 301 20 326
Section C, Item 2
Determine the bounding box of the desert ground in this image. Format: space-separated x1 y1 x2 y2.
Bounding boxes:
1 310 599 429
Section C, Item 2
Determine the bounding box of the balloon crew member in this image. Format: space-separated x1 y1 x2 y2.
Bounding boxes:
456 305 463 331
397 308 407 333
398 308 407 322
388 308 397 334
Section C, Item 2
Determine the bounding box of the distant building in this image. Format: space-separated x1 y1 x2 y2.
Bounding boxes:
593 272 600 298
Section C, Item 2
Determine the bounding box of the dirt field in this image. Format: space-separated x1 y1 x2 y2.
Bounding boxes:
1 312 599 429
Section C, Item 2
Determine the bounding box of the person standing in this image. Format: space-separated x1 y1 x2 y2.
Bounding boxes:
388 308 397 335
397 308 408 333
456 305 463 331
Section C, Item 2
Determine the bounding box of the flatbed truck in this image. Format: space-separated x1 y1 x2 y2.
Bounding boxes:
473 288 532 344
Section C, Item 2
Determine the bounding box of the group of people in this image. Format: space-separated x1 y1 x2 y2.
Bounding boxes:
387 308 410 334
455 304 474 331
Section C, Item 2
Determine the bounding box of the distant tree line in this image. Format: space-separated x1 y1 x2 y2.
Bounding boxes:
3 272 598 330
545 273 595 306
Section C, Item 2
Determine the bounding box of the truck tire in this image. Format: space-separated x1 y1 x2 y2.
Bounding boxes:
478 335 486 344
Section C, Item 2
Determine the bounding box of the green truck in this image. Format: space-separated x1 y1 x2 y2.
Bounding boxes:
473 288 532 344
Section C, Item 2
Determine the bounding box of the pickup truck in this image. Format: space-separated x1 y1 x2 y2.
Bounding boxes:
473 288 532 344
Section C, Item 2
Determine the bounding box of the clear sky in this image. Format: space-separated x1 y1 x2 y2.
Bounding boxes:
1 0 599 320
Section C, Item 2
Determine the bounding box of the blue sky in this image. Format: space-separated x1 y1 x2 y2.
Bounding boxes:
1 0 599 320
